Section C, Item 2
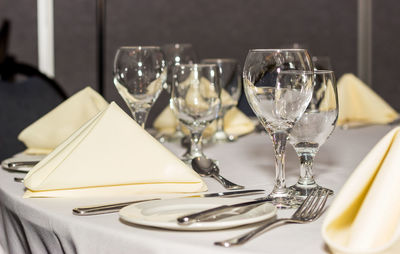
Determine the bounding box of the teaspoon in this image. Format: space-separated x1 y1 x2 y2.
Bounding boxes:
191 157 244 190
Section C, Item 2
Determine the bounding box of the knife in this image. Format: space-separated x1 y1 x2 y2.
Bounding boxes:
177 197 273 225
2 160 40 173
72 189 265 216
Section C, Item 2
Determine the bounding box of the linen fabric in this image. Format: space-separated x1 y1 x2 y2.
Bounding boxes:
337 74 398 127
322 127 400 254
23 102 207 198
18 87 109 154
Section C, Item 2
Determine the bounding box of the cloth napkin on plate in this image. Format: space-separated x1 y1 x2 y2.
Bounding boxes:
337 74 398 127
23 102 207 198
322 127 400 254
18 87 109 154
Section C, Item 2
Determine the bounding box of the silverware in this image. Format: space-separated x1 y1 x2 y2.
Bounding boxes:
177 197 273 225
214 188 330 247
72 189 265 216
14 177 24 183
1 158 40 173
191 157 244 190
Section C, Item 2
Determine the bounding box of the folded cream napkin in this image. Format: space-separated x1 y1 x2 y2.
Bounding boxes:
18 87 109 154
23 102 207 198
337 74 398 127
322 127 400 254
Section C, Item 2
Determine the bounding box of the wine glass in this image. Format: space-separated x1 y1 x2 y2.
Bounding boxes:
161 43 198 141
289 70 337 198
243 49 314 208
170 64 221 164
113 46 166 128
201 58 242 143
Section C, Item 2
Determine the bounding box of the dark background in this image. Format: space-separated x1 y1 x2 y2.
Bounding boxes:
1 0 399 119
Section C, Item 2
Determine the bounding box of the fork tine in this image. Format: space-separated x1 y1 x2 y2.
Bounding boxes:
303 189 324 217
309 189 329 220
293 188 319 218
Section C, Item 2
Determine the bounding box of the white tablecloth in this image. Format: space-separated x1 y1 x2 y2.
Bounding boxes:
0 125 393 254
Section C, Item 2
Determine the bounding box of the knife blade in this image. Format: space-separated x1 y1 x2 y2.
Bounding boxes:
72 189 265 216
177 197 273 225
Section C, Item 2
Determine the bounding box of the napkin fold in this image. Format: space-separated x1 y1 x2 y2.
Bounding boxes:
23 102 207 198
337 74 398 127
18 87 109 154
322 127 400 254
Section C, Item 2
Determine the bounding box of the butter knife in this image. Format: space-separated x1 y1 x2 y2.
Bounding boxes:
177 197 273 225
72 189 265 216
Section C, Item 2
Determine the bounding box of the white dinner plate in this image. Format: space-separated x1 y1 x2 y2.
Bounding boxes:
119 197 276 231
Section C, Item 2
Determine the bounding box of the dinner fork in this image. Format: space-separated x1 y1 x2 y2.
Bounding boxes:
214 188 330 247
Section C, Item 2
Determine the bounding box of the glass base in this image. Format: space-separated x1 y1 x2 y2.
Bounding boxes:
210 130 237 143
289 183 334 200
267 189 300 209
180 151 206 165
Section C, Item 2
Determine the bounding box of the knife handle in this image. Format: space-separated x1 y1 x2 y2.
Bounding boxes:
72 198 160 216
176 198 271 225
177 205 232 225
8 161 39 169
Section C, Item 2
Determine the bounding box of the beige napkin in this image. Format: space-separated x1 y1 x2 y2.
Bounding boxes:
322 127 400 254
337 74 398 127
23 102 207 198
18 87 109 154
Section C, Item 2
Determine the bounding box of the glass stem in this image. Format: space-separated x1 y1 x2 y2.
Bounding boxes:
189 131 204 158
132 109 149 128
297 153 316 186
216 115 224 133
271 131 288 195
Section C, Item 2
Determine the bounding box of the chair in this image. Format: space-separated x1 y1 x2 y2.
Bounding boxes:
0 20 67 159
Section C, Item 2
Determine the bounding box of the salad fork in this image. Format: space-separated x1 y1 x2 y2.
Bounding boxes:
214 188 330 247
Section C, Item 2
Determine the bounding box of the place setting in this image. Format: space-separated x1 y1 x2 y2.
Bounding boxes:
2 42 400 254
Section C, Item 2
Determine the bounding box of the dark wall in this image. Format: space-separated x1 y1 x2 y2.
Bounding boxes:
1 0 398 116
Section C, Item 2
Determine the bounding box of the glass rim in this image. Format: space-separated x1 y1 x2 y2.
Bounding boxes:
201 58 237 63
314 70 334 74
175 63 218 68
162 43 193 47
248 48 309 52
118 46 161 50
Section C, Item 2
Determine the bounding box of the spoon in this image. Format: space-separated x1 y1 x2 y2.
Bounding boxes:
191 157 244 190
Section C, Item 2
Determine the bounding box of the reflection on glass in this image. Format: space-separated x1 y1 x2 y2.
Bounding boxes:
244 49 314 208
289 70 338 198
201 58 242 143
113 46 166 128
170 64 221 164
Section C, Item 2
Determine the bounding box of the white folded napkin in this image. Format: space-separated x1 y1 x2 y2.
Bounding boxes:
18 87 109 154
322 127 400 254
23 102 207 198
337 74 398 127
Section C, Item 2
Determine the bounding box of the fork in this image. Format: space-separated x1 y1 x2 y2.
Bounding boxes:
214 188 330 247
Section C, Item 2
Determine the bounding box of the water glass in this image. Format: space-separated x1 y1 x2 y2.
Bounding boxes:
289 70 338 198
113 46 166 128
170 64 221 163
201 58 242 143
244 49 314 208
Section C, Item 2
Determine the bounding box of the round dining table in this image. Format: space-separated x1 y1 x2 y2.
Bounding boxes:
0 125 393 254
